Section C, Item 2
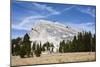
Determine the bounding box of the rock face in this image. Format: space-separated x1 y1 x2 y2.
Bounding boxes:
28 19 79 52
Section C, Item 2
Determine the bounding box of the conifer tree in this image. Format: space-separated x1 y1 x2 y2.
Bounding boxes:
35 44 41 57
19 33 31 58
58 31 96 53
12 37 21 56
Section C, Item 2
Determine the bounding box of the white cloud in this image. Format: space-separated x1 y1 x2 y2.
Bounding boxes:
33 3 60 15
66 22 95 34
19 15 45 26
12 3 63 31
12 15 45 31
76 7 96 17
12 3 77 31
63 6 75 12
12 3 95 33
12 14 95 34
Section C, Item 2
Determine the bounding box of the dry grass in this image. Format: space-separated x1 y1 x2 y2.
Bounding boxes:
11 52 96 66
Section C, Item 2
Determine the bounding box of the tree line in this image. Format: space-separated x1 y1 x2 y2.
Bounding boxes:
11 33 54 58
11 31 96 58
59 31 96 53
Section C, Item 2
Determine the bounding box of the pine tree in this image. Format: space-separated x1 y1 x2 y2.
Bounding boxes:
11 37 21 56
42 43 46 51
40 42 42 52
59 40 65 53
19 43 26 58
59 41 63 53
32 42 36 52
35 44 41 57
12 39 16 56
58 31 95 53
51 43 54 52
92 34 96 51
19 33 31 58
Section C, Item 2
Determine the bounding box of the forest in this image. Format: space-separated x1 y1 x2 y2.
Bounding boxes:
11 31 96 58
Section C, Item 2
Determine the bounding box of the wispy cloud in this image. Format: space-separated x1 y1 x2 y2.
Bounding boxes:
63 6 75 12
12 15 45 31
33 3 60 15
76 7 96 17
66 22 95 34
19 15 45 26
12 3 61 31
12 3 95 35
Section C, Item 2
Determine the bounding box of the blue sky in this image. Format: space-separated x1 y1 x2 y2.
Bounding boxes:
11 1 96 39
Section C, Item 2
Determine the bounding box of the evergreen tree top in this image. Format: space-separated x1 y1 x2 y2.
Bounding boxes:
23 33 30 42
